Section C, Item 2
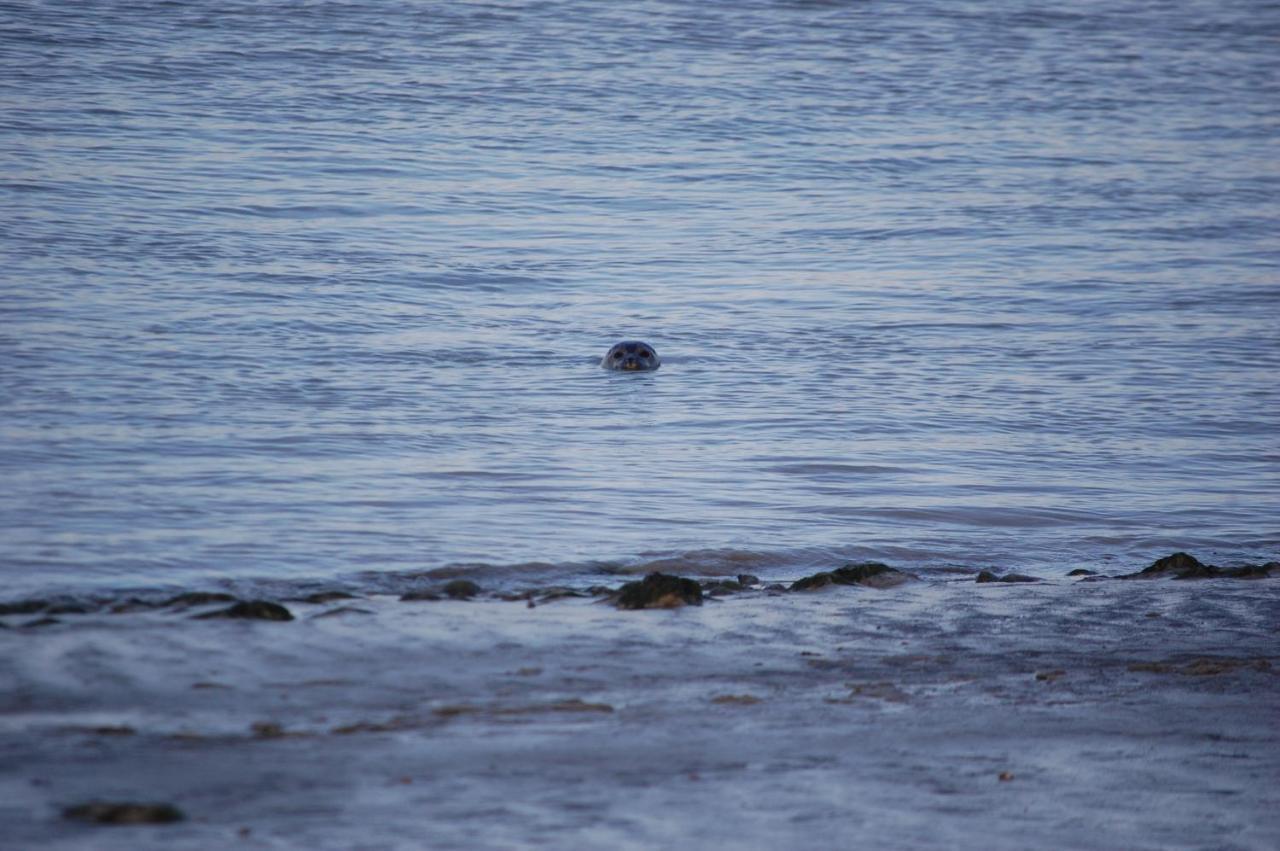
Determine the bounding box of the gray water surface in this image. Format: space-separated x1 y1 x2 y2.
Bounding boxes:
3 0 1278 598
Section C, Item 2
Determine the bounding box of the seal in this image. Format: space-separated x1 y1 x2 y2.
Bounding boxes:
601 341 661 372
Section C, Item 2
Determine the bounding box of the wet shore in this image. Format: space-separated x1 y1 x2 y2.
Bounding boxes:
2 554 1277 849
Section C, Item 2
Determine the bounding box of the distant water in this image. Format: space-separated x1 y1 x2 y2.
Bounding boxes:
3 0 1278 599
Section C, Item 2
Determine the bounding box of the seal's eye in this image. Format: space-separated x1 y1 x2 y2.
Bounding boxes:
612 351 624 359
639 350 652 358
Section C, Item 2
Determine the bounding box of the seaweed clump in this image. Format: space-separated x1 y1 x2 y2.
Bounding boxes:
790 563 914 591
615 573 703 609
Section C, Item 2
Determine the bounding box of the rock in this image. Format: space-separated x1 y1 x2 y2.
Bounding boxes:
23 617 61 628
1066 569 1096 577
1220 562 1277 579
311 606 374 619
737 574 761 586
63 801 185 824
1120 552 1276 580
976 571 1040 583
401 581 481 601
297 591 358 604
0 599 49 616
615 573 703 609
1126 552 1214 580
194 601 294 621
833 563 909 586
165 592 238 608
45 603 91 615
535 587 589 602
109 598 158 614
443 579 481 600
701 579 744 595
400 590 442 601
790 562 914 591
792 572 838 591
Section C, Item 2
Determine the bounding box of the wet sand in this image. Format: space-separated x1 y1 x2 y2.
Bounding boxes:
1 574 1277 849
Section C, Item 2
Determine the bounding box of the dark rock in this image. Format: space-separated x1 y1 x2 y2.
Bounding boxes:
165 592 238 609
400 579 482 601
791 562 914 591
701 579 744 595
194 601 294 621
737 574 761 586
535 587 589 602
296 591 358 604
311 606 374 619
791 572 837 591
0 599 49 616
23 617 61 628
45 603 91 615
1220 562 1277 579
110 598 158 614
63 801 185 824
1127 552 1214 580
615 573 703 609
1125 553 1278 580
91 726 136 736
834 560 916 588
443 579 481 600
976 571 1041 583
1066 569 1097 577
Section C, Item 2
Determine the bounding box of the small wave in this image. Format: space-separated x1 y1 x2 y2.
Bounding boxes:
765 463 915 476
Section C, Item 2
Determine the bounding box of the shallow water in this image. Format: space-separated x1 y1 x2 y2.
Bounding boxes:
3 0 1279 599
2 578 1277 849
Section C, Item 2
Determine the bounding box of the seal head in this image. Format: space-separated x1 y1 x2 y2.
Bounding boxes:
601 341 661 372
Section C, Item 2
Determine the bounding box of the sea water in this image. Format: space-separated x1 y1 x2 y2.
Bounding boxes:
3 0 1279 600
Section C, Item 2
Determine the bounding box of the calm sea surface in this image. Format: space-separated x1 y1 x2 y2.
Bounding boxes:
2 0 1278 598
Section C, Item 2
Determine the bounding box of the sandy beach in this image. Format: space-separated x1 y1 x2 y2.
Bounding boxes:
3 565 1276 850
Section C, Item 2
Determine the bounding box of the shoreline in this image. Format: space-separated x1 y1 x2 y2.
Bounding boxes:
2 550 1276 625
2 555 1277 849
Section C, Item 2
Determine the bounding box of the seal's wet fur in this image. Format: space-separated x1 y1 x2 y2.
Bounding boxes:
601 341 661 372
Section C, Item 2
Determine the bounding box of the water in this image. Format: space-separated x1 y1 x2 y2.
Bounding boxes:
3 0 1279 600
